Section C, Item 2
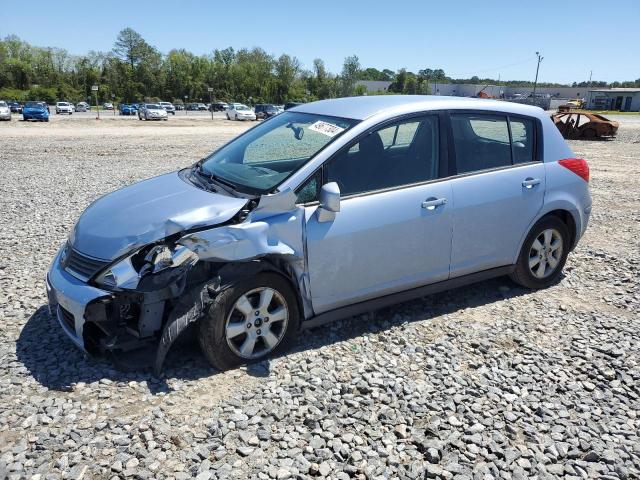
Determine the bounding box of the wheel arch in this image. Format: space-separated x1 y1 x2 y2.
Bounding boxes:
212 257 307 323
513 204 581 264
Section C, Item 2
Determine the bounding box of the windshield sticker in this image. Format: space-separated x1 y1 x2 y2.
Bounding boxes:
308 120 345 137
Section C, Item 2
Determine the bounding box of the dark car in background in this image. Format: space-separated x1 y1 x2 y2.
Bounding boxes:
22 101 50 122
254 104 279 120
8 101 22 113
284 102 303 110
209 102 228 112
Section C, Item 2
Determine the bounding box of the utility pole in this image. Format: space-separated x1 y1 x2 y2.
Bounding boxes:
208 87 213 120
588 70 593 87
532 52 543 98
92 85 99 120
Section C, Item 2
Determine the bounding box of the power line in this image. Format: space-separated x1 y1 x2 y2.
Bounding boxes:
448 56 537 78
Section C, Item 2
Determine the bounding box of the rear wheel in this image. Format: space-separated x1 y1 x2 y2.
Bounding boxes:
198 273 300 370
510 216 569 289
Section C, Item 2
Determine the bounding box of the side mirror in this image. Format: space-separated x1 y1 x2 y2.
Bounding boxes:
316 182 340 223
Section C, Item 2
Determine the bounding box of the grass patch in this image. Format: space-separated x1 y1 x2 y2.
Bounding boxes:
589 110 640 116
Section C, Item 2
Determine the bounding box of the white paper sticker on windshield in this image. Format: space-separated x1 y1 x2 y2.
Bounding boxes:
308 120 345 137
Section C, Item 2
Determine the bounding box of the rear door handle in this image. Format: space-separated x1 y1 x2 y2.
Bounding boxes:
522 177 541 189
422 197 447 210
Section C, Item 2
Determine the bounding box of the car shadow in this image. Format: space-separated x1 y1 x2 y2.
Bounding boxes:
16 276 538 394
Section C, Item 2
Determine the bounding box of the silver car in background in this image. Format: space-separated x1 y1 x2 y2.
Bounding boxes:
55 102 73 115
159 101 176 115
226 104 256 121
138 103 168 121
46 96 591 373
0 101 11 120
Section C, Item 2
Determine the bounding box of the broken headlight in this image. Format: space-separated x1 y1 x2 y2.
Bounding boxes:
94 244 198 290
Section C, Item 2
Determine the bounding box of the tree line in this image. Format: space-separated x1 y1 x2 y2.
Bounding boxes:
1 28 638 105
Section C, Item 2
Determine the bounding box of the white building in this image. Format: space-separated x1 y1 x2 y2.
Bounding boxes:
586 88 640 111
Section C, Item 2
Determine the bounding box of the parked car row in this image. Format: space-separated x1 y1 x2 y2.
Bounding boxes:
1 98 290 123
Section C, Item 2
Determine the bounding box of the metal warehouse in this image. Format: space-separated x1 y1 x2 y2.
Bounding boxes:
587 88 640 111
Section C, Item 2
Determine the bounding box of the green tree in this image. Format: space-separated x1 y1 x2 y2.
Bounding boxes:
340 55 361 97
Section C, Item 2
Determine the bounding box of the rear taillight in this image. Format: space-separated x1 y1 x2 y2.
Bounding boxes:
558 158 589 182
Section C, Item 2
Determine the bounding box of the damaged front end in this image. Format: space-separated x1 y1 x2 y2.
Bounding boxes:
47 187 311 375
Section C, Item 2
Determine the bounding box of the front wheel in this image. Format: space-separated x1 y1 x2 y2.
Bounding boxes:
510 216 570 289
198 273 300 370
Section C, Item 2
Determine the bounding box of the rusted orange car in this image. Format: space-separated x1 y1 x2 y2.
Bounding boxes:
551 111 618 139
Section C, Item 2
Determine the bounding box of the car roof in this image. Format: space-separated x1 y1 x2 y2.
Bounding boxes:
292 95 546 121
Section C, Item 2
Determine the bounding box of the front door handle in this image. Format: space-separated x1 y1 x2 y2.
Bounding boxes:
422 197 447 210
522 177 541 189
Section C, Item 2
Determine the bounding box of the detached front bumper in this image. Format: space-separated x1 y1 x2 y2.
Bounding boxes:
46 248 112 352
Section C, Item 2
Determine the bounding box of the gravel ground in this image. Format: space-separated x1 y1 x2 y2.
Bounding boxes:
0 113 638 480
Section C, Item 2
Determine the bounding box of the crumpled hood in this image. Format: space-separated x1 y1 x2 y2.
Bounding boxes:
70 171 248 260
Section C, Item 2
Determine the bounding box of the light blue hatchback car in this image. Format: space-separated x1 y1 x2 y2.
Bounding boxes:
46 96 591 372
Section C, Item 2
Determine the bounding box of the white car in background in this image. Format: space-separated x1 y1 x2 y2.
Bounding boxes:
56 102 73 115
0 101 11 121
159 101 176 115
139 103 168 121
226 104 256 121
76 102 90 112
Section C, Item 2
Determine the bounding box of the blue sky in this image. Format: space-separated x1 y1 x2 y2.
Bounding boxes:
2 0 639 83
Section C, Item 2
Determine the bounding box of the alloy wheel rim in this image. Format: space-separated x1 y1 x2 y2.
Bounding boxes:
528 228 563 279
225 287 289 359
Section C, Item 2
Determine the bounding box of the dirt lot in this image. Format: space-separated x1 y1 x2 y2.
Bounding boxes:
0 112 638 479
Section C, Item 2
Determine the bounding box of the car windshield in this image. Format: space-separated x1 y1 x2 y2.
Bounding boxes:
0 101 6 107
25 102 41 108
146 104 160 109
236 105 249 111
265 106 277 112
58 102 69 106
199 111 357 194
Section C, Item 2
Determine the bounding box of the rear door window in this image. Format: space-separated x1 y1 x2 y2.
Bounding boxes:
509 117 535 164
451 114 511 173
451 113 538 172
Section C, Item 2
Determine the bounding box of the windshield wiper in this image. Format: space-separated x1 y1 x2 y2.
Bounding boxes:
194 164 239 194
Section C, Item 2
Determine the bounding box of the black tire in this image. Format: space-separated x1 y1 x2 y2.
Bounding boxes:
510 216 570 289
198 272 300 370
